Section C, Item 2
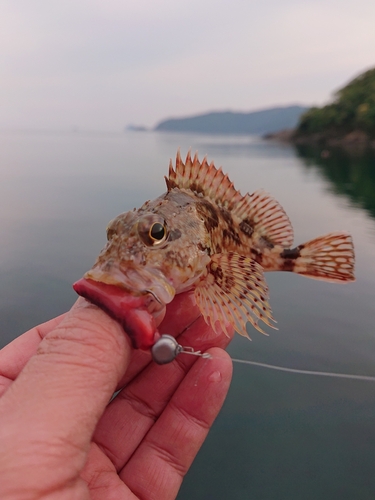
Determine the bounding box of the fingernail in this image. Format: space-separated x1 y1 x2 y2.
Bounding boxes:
208 370 222 383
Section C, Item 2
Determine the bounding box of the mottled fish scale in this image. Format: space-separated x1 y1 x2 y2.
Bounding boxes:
165 151 354 334
169 151 294 252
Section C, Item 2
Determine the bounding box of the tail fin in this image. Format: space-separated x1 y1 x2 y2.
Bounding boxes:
288 232 355 283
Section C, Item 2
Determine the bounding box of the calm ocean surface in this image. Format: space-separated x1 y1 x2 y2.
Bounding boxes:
1 131 375 499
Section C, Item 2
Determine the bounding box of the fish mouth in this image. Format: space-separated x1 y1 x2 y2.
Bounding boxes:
73 278 163 349
84 264 176 306
72 265 175 350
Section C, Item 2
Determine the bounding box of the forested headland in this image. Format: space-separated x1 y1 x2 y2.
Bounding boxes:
275 67 375 149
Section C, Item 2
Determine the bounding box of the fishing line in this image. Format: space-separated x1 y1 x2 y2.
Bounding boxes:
230 357 375 382
152 335 375 382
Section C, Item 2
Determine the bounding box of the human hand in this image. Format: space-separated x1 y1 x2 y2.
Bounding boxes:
0 292 233 500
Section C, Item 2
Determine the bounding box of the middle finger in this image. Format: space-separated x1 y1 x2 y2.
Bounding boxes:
93 314 234 471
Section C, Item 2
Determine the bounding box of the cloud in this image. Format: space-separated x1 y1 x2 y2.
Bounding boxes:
1 0 374 129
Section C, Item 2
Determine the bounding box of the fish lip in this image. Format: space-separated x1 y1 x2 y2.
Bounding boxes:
73 277 163 349
83 264 176 306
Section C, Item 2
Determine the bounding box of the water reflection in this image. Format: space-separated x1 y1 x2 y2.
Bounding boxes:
295 145 375 220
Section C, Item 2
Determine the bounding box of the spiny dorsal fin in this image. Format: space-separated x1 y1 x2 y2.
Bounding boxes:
166 150 243 209
166 150 294 248
195 252 277 338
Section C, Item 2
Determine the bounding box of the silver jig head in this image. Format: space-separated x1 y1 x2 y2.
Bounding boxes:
151 334 212 365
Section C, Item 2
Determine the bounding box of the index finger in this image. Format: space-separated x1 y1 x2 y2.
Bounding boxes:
0 290 204 395
0 298 133 490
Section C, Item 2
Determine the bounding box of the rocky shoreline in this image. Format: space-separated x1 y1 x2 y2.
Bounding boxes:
264 128 375 151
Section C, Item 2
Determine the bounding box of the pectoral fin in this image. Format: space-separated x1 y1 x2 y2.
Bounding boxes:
195 252 277 338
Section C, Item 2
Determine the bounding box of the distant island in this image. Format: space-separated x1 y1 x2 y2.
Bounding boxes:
126 124 148 132
266 67 375 149
153 105 309 135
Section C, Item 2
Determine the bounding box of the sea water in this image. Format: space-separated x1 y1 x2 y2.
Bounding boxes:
1 130 375 499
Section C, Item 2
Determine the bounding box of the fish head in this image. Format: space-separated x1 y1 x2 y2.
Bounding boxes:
84 209 176 307
85 193 211 303
74 191 211 349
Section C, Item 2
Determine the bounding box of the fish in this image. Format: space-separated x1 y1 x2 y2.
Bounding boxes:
73 151 355 350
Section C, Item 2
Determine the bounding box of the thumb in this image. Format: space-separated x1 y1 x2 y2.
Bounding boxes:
0 298 132 488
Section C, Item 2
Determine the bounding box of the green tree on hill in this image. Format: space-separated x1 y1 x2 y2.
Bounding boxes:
297 67 375 137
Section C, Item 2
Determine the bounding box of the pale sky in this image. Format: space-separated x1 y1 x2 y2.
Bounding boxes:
1 0 374 131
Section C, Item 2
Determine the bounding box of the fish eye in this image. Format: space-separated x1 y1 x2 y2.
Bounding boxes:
149 222 166 243
138 216 168 247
